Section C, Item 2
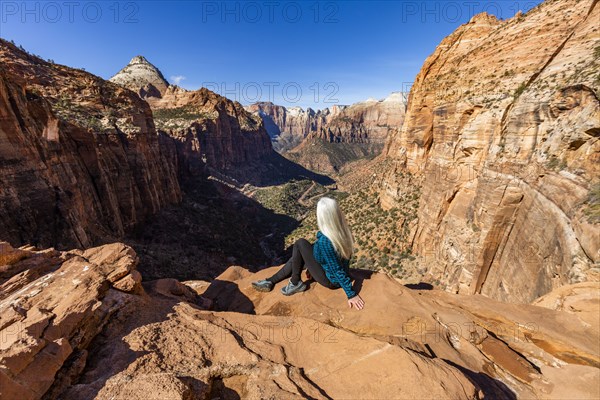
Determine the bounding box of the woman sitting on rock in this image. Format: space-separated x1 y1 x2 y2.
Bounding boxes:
252 197 365 310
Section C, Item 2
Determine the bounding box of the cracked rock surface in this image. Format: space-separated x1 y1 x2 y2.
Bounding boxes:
2 243 597 399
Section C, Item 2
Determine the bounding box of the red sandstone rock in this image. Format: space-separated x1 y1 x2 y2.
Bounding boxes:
0 242 143 399
148 86 273 175
2 244 598 399
0 40 182 250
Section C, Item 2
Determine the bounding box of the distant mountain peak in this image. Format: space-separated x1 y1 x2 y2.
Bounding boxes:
129 55 151 65
110 55 169 98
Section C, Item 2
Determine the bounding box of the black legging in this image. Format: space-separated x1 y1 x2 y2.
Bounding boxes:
268 238 339 288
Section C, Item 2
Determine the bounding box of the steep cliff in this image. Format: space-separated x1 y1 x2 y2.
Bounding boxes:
310 92 406 145
108 57 275 182
147 85 273 177
248 94 406 157
379 0 600 303
245 102 343 151
286 93 407 173
0 40 182 249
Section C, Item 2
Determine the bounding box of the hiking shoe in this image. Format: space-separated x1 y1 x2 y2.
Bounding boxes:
281 279 307 296
252 279 274 292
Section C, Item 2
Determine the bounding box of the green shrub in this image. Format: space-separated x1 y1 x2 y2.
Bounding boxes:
594 45 600 59
514 82 527 98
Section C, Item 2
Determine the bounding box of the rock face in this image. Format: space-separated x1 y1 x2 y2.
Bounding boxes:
247 94 406 158
0 242 145 400
286 93 407 173
2 246 598 399
309 92 406 145
148 86 273 176
245 102 342 151
109 55 170 98
109 57 274 180
0 40 182 249
246 94 406 174
378 0 600 303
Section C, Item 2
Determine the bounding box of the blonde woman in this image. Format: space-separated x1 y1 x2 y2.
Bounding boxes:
252 197 365 310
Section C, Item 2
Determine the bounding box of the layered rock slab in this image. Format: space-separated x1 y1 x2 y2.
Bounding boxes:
0 242 143 399
201 266 600 399
2 244 598 399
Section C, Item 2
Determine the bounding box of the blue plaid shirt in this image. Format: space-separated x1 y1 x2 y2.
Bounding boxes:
313 231 356 299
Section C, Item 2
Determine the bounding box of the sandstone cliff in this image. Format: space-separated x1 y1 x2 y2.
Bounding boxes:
245 102 343 151
109 57 275 182
286 93 407 173
148 85 273 177
0 40 182 250
378 0 600 303
248 94 406 159
310 92 406 145
1 242 598 399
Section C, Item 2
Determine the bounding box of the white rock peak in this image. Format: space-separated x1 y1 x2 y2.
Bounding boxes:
109 55 170 96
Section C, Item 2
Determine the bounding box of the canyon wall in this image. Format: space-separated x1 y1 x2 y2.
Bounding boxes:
148 86 273 177
111 56 274 181
308 93 406 145
248 94 406 174
0 41 275 251
285 93 407 173
248 94 406 154
379 0 600 303
245 102 343 151
0 40 182 249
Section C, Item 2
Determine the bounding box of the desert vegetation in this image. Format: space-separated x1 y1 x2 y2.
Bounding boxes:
250 159 423 280
153 106 213 130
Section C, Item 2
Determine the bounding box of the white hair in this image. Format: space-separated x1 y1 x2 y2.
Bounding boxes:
316 197 354 260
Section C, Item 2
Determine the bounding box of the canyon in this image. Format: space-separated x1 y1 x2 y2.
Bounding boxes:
245 102 340 151
111 58 273 179
0 42 182 250
247 93 406 174
0 0 599 398
0 41 320 280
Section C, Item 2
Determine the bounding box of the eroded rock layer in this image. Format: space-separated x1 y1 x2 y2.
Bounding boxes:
309 93 406 145
1 243 598 400
109 55 170 99
0 40 182 249
148 86 273 177
379 0 600 303
245 102 343 151
247 93 405 162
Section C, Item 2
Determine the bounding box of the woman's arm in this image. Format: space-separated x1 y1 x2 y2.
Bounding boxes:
321 239 357 299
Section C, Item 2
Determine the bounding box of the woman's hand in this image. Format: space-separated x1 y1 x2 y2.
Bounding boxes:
348 295 365 310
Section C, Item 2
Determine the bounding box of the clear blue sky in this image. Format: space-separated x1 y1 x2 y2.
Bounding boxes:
1 0 543 109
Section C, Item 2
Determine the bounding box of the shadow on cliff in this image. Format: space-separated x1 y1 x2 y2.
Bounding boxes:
404 282 434 290
442 359 517 400
58 287 216 399
223 151 336 187
349 268 375 295
201 279 256 314
125 174 300 282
